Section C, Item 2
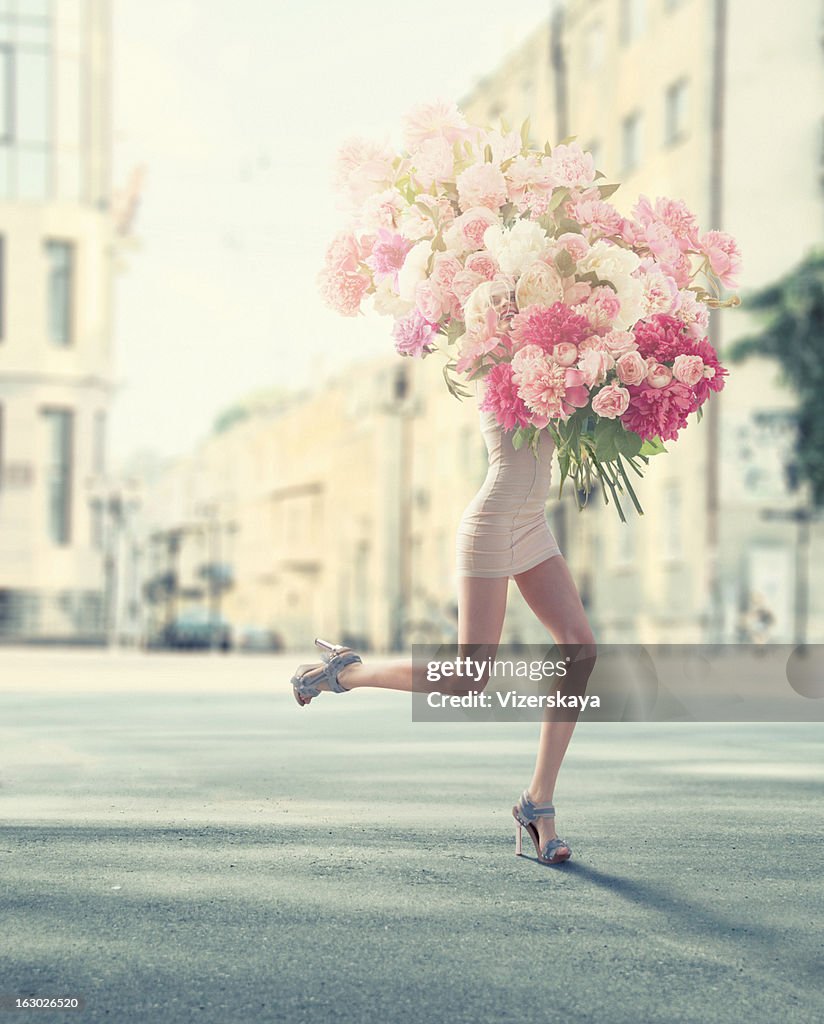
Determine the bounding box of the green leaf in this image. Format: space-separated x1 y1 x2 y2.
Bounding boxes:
544 141 552 156
446 320 464 346
594 170 606 180
511 427 526 451
638 436 668 457
554 249 576 278
557 135 578 146
597 183 621 199
484 143 494 163
556 217 583 235
414 201 439 223
520 117 531 148
616 428 643 459
548 187 570 212
594 418 619 461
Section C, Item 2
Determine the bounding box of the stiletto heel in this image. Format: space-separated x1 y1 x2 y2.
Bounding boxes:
515 822 523 856
511 789 572 865
290 638 363 707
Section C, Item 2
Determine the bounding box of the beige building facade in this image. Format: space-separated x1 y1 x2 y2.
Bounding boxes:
0 0 117 641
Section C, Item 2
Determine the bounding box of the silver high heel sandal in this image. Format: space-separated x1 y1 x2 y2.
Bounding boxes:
291 638 362 707
512 789 572 865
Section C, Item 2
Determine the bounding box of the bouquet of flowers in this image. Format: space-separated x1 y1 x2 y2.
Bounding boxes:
319 100 740 520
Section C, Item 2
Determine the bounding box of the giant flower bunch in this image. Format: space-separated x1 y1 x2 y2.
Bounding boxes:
319 101 740 520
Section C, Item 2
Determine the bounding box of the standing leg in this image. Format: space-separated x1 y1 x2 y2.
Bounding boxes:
513 553 597 853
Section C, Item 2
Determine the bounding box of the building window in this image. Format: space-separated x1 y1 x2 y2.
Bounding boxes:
45 239 74 346
621 111 643 174
0 3 52 201
665 78 690 146
620 0 646 45
0 235 4 340
583 21 605 71
42 407 73 545
93 410 106 476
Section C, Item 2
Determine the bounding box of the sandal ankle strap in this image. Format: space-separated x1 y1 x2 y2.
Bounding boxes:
516 789 556 821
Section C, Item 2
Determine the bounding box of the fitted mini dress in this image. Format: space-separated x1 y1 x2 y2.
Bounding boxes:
455 382 562 578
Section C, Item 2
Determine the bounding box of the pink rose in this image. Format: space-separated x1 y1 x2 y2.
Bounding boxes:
445 206 499 253
601 329 637 356
465 250 500 281
616 350 647 386
552 342 579 366
415 280 445 323
591 383 630 419
577 347 614 387
672 354 705 387
451 269 486 306
431 253 462 290
646 361 673 388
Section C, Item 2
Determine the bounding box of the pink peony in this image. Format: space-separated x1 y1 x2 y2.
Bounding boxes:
566 198 627 237
638 260 679 317
591 383 631 419
548 143 596 189
620 380 696 441
479 363 532 431
392 309 438 358
554 232 591 262
689 337 728 404
510 301 592 355
633 314 693 362
334 137 396 204
699 230 742 288
582 286 622 333
318 266 369 317
515 356 590 426
451 269 486 306
366 228 414 287
411 137 455 189
673 289 710 339
456 163 508 212
402 100 470 150
323 232 361 274
616 350 648 386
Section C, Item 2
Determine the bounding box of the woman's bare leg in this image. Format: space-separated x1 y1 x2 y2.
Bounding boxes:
301 575 510 699
513 553 597 853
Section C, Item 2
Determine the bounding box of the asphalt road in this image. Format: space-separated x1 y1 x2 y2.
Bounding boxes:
1 647 822 1024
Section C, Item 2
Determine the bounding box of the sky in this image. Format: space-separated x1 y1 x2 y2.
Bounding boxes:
110 0 556 464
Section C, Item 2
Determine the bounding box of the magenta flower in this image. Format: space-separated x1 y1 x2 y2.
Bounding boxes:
633 314 693 362
479 363 532 431
510 302 592 355
620 380 695 441
689 337 728 405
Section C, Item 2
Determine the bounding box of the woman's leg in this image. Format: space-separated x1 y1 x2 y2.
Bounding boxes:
303 575 510 698
513 553 597 852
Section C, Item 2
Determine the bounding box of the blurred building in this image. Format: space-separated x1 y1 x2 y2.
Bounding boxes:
462 0 824 643
136 0 824 651
0 0 116 641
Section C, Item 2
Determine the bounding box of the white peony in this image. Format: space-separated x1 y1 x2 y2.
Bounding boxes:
482 220 549 278
462 279 512 334
578 241 644 330
515 259 564 311
372 278 414 317
397 240 432 302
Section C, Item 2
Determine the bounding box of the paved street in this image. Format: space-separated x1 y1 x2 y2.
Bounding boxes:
1 647 822 1024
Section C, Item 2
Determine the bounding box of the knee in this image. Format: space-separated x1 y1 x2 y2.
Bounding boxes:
557 626 597 668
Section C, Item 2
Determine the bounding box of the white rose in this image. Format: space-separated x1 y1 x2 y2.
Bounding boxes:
397 240 432 303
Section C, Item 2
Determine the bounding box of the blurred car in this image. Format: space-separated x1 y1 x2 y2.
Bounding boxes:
235 624 284 652
149 609 233 651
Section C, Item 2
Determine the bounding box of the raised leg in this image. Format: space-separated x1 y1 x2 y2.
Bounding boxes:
299 575 510 700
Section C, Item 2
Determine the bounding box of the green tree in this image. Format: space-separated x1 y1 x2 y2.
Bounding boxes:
727 249 824 506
